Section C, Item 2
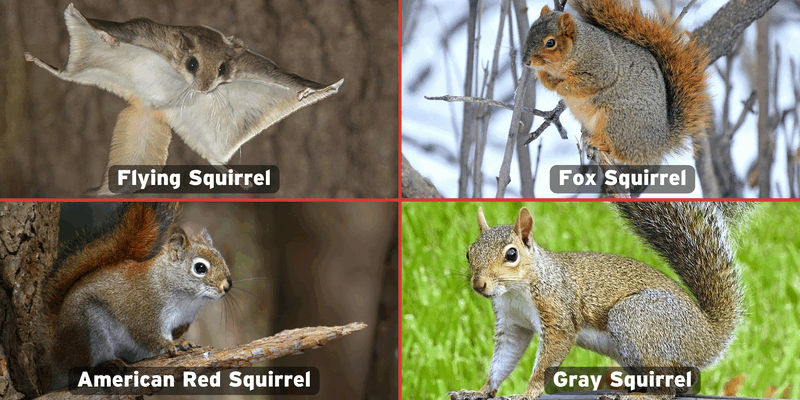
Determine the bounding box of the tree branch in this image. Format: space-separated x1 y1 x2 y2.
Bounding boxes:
495 70 531 198
694 0 780 65
39 323 367 399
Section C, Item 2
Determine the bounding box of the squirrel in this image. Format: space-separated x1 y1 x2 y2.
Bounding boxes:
522 0 711 165
41 202 232 389
25 4 343 195
448 202 747 400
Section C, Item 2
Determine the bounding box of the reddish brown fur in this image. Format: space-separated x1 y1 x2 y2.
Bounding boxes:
44 203 179 322
572 0 712 152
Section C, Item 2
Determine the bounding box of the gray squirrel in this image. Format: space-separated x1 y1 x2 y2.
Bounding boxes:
450 202 748 400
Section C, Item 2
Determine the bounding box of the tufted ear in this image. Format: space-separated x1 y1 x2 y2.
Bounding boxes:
177 31 196 52
168 226 189 261
226 36 246 57
540 5 552 17
514 207 534 248
558 13 576 40
193 228 214 246
477 208 490 233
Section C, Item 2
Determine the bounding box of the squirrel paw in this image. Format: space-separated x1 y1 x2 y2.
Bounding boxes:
599 395 673 400
504 393 541 400
447 390 493 400
94 358 128 375
167 339 200 356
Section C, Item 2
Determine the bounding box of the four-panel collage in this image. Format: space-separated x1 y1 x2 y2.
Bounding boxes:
0 0 797 399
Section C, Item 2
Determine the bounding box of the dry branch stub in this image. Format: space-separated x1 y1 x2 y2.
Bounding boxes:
40 322 367 399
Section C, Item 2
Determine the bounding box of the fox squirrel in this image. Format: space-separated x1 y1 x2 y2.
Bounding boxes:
522 0 711 165
449 202 748 400
41 203 231 389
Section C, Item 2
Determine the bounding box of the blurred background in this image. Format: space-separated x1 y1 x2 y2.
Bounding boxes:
59 202 398 399
0 0 398 198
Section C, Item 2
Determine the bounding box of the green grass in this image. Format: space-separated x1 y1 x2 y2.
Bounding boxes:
401 202 799 399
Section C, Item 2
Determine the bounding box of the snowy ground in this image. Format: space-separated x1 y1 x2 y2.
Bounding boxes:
402 0 799 198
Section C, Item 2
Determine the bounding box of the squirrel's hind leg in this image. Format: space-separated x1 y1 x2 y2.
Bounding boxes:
89 99 172 196
607 289 710 393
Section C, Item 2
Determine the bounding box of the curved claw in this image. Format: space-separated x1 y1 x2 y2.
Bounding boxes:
167 339 200 356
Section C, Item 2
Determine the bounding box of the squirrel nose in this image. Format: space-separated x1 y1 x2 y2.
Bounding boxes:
223 276 232 293
472 278 487 293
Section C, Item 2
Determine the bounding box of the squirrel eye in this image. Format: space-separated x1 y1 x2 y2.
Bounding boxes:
505 247 518 262
218 62 227 77
466 251 470 261
545 38 556 49
192 257 209 277
186 57 199 74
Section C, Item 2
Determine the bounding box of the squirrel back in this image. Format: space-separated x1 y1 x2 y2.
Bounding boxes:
44 202 178 320
573 0 712 156
522 0 711 165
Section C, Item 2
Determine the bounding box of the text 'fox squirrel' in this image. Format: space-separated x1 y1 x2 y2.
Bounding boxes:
41 203 231 390
449 202 747 400
522 0 711 165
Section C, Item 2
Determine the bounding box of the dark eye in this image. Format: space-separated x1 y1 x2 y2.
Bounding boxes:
192 258 209 276
505 247 518 262
466 251 470 261
545 38 556 48
218 62 227 77
186 56 199 74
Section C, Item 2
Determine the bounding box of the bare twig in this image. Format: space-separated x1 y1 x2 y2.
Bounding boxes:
756 13 772 197
674 0 699 24
425 95 557 119
426 95 516 112
40 323 367 399
724 91 757 142
511 0 536 197
472 0 510 198
459 0 480 197
525 101 569 144
495 70 531 198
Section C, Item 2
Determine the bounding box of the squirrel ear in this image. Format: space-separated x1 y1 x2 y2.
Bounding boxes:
557 13 576 40
177 31 195 52
226 36 246 57
514 207 534 248
477 208 490 233
193 228 214 247
540 5 551 17
168 227 190 260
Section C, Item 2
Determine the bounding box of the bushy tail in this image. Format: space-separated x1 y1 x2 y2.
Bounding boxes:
572 0 711 156
615 202 744 339
44 202 179 318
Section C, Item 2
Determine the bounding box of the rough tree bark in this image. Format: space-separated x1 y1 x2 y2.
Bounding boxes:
0 203 59 398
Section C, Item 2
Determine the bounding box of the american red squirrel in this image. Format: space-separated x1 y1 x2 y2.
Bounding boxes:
522 0 711 165
25 4 343 195
450 202 747 400
41 202 231 388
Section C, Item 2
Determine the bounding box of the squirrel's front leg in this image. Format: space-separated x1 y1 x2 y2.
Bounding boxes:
449 322 534 400
165 323 200 356
537 70 562 91
517 328 575 400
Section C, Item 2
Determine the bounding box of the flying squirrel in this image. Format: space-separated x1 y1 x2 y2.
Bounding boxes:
25 4 344 195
